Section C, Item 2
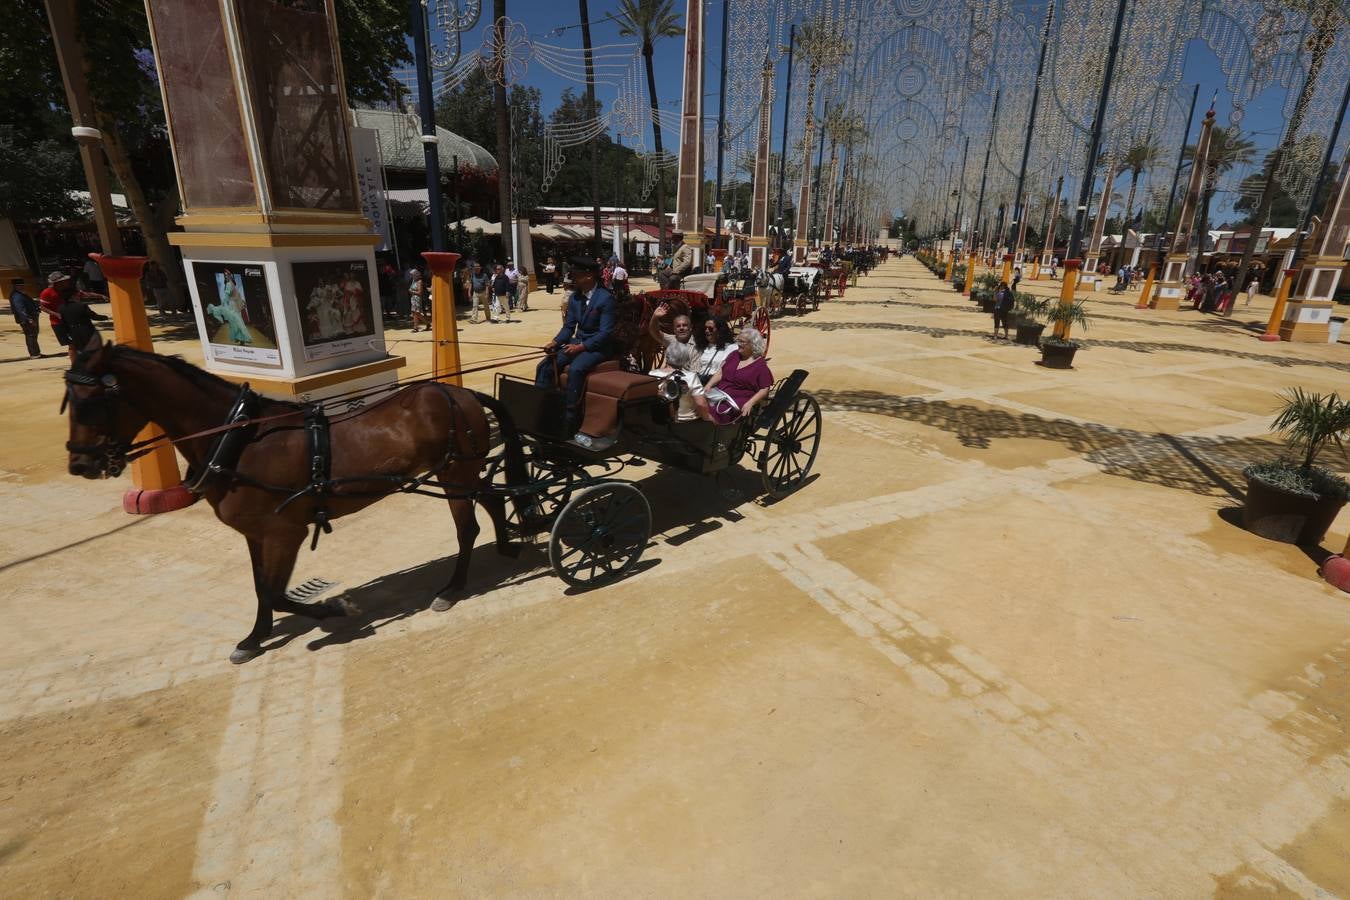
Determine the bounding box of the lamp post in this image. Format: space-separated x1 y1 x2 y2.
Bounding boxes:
774 24 796 250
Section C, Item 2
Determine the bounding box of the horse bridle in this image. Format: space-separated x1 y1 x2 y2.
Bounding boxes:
62 369 133 476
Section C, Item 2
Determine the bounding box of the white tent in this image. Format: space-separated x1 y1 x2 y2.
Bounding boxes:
450 216 501 235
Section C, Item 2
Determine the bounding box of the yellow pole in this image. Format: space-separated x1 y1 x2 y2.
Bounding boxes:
422 252 464 384
91 254 194 514
1259 267 1297 342
963 254 974 297
944 255 954 281
1000 253 1014 286
1053 259 1081 340
1136 262 1158 309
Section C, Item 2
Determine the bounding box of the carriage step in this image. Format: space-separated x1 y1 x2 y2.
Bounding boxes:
286 577 338 603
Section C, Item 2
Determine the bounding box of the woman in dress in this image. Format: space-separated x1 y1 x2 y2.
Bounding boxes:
692 314 735 385
696 326 772 424
207 297 253 345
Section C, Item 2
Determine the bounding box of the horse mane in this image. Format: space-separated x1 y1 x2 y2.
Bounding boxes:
102 344 300 409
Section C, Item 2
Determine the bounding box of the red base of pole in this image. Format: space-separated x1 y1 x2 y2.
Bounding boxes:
123 485 198 515
1257 334 1282 342
1321 555 1350 593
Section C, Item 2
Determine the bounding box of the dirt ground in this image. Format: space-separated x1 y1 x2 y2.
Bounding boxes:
1 257 1348 897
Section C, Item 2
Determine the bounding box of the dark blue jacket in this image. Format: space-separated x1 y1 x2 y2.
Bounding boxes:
553 285 616 354
9 289 38 324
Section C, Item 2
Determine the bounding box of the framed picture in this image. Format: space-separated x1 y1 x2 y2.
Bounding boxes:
291 259 376 360
188 261 281 366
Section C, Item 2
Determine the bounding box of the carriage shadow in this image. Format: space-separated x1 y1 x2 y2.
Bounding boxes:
269 460 779 652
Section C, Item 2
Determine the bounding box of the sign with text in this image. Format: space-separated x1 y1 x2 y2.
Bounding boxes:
351 127 391 252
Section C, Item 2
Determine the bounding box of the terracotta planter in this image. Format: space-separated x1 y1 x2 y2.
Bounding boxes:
1015 322 1045 346
1242 473 1348 545
1039 341 1077 368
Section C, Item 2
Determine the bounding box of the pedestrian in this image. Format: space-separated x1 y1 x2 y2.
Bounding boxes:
1245 276 1258 307
9 278 42 358
492 263 512 323
408 266 426 332
469 261 490 323
41 271 108 364
992 280 1015 339
1012 265 1022 292
515 266 530 312
505 259 521 310
543 256 557 293
1050 256 1059 278
82 256 106 294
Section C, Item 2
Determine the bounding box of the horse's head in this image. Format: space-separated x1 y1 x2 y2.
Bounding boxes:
63 336 148 479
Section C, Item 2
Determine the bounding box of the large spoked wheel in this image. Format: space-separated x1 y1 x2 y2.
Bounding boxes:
752 305 771 354
492 455 576 535
759 392 822 498
549 482 652 588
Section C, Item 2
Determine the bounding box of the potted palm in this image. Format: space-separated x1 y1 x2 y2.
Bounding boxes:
1242 389 1350 545
1039 299 1090 368
1012 293 1049 345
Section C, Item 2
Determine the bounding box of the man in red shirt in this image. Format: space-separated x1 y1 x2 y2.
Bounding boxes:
40 271 108 364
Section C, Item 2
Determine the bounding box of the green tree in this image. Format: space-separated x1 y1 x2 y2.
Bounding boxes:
617 0 683 249
1117 139 1163 231
1182 126 1256 255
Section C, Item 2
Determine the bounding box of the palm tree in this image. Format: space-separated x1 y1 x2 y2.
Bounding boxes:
617 0 684 250
1118 139 1162 232
1183 126 1256 257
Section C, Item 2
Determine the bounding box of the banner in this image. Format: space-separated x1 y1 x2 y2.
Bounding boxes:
351 126 392 252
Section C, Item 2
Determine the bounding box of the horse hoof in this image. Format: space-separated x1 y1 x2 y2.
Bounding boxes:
230 647 261 665
431 595 457 612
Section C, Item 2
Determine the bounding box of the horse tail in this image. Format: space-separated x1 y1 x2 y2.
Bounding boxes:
471 390 531 517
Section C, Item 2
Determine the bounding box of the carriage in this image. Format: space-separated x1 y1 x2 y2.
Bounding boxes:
480 359 821 589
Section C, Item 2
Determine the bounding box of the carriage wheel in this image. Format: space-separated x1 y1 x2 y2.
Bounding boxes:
752 306 771 354
549 482 651 588
759 392 821 499
492 455 575 534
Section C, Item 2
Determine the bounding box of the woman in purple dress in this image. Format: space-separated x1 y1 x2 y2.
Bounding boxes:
696 326 773 424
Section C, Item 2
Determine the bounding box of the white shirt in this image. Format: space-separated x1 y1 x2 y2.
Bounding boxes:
611 264 628 282
694 344 734 380
506 266 520 285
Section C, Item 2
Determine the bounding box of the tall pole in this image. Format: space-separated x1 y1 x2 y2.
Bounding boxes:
952 135 970 247
792 64 821 262
1068 0 1131 260
972 89 1000 256
1157 83 1199 252
1041 173 1064 266
44 0 123 256
1012 0 1054 258
410 0 444 251
812 102 829 245
492 1 512 261
714 0 730 246
675 0 706 264
579 0 603 256
774 24 796 250
749 51 775 270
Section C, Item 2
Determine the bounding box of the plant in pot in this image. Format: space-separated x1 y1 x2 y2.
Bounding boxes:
1012 293 1049 345
1241 389 1350 545
1039 299 1090 368
952 263 967 291
972 272 998 310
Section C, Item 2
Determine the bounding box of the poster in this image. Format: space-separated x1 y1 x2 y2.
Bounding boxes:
291 259 376 361
351 126 392 251
189 261 281 366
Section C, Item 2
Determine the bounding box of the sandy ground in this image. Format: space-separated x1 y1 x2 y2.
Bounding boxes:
2 259 1349 897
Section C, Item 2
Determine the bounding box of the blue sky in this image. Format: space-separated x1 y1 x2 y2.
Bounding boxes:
422 2 1339 222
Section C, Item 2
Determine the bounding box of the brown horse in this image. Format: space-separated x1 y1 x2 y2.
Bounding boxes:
63 337 527 663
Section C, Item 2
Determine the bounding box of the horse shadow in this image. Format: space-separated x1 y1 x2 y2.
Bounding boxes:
267 458 779 654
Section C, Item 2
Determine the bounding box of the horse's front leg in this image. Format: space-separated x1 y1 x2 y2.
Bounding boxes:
231 530 304 664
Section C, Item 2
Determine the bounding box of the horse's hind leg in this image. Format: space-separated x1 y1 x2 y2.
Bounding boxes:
432 467 481 611
479 492 522 558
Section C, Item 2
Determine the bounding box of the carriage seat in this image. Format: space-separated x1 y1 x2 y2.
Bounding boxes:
578 369 660 439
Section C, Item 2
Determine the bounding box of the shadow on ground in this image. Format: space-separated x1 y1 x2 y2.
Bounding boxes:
815 388 1280 501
